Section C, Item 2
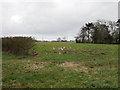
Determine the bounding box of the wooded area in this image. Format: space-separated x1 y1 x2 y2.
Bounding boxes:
75 19 120 44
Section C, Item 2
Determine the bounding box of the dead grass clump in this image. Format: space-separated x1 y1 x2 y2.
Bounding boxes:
58 62 79 67
24 61 46 70
58 62 88 73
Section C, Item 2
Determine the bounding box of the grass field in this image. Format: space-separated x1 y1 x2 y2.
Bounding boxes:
2 42 118 88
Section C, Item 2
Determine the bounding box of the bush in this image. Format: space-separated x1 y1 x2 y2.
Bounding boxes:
2 36 35 56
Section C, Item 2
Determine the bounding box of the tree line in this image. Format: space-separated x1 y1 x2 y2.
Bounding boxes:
75 19 120 44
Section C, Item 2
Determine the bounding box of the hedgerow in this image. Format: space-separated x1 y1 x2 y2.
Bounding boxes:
2 36 35 56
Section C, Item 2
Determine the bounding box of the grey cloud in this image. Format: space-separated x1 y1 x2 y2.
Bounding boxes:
2 1 118 40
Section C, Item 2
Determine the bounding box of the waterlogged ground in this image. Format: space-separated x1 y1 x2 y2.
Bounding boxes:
2 42 118 88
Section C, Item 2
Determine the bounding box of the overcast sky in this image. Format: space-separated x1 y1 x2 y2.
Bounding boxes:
1 0 119 41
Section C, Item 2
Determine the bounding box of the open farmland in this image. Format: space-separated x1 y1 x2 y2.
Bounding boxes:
2 42 118 88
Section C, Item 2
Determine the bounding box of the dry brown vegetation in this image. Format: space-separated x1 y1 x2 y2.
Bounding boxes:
2 37 35 56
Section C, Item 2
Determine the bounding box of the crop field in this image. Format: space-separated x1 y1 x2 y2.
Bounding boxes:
2 42 118 88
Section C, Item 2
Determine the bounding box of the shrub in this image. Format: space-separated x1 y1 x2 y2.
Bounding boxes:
2 36 35 56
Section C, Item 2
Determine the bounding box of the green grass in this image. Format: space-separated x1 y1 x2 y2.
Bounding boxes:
2 42 118 88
